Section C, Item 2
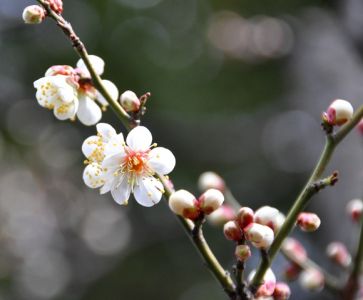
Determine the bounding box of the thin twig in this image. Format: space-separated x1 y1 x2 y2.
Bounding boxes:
158 175 237 298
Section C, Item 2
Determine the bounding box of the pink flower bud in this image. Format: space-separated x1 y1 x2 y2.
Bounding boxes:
273 282 291 300
120 90 141 112
324 99 354 126
223 221 243 241
254 206 285 234
169 190 200 220
282 238 307 264
248 268 276 297
236 207 254 229
298 268 324 291
244 223 274 250
326 242 351 268
207 205 236 226
234 244 251 262
198 189 224 214
198 171 225 192
283 263 302 281
297 212 321 232
49 0 63 14
346 198 363 222
22 5 46 24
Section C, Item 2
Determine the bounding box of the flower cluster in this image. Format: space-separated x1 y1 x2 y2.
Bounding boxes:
34 55 119 125
82 124 176 206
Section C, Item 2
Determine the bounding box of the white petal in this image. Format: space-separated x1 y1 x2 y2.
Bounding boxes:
82 135 99 158
111 177 131 205
133 176 163 207
96 80 119 106
126 126 152 152
148 147 176 175
83 163 105 188
104 133 125 157
76 55 105 77
102 153 125 169
53 98 78 120
96 123 117 142
77 95 102 126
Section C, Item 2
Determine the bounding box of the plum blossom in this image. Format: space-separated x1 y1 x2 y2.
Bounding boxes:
82 124 176 207
34 55 119 126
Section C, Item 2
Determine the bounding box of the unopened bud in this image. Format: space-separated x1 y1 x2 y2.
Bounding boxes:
273 282 291 300
120 90 141 112
236 207 254 229
346 198 363 222
244 223 274 250
248 268 276 297
198 171 225 192
283 263 302 281
235 244 251 262
282 238 307 264
22 5 45 24
223 221 243 241
169 190 200 220
49 0 63 14
254 206 285 234
326 242 351 268
198 188 224 214
207 205 236 226
298 268 324 291
297 212 321 232
324 99 354 126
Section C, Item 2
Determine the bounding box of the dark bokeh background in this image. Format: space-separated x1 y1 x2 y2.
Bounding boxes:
1 0 363 299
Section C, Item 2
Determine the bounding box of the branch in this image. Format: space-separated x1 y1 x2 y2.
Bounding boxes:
36 0 133 129
250 106 363 292
36 2 237 298
158 175 237 298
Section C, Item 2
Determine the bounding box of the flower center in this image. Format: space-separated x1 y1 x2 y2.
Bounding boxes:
123 150 148 174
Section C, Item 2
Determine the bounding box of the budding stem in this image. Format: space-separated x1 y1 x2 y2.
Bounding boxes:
250 105 363 294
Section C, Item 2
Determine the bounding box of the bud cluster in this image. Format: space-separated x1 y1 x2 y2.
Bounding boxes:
223 205 285 264
168 189 224 220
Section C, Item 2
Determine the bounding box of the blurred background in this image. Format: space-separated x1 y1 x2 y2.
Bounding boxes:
1 0 363 299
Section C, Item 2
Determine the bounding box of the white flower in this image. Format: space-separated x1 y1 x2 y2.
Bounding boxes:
33 75 79 120
83 125 176 207
34 57 119 126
